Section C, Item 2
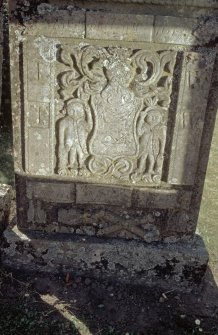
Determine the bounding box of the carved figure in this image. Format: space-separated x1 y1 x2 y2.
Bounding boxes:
57 99 92 176
132 107 166 182
58 45 176 184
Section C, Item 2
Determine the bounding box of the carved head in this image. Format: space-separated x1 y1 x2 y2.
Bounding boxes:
145 108 163 127
104 59 133 86
65 99 85 120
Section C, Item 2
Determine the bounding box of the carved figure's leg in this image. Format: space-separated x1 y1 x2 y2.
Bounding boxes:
148 154 155 174
138 153 148 174
77 147 85 168
155 154 164 174
77 147 89 176
69 146 77 170
58 145 69 175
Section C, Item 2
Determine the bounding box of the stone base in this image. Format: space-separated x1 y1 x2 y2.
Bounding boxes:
2 224 208 291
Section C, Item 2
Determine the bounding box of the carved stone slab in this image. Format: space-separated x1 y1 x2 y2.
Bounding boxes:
56 44 176 185
10 1 217 244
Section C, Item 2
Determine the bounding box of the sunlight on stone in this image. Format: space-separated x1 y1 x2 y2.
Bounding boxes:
41 295 93 335
12 225 31 242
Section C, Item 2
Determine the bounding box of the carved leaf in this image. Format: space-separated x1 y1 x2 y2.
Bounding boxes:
60 47 75 67
133 50 161 86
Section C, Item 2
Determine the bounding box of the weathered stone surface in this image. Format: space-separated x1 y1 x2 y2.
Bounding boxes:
24 9 85 38
8 0 218 287
133 188 192 209
76 184 132 206
15 176 195 241
168 51 216 185
2 225 208 290
21 39 176 184
154 16 195 46
26 181 75 203
91 0 218 7
10 1 216 220
154 15 218 46
0 184 12 233
86 12 153 42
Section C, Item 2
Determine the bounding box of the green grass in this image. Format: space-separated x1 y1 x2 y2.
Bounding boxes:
0 130 14 185
198 114 218 278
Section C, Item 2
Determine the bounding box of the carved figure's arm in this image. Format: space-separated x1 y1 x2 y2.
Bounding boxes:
58 121 65 149
85 107 93 131
159 126 167 155
137 114 146 137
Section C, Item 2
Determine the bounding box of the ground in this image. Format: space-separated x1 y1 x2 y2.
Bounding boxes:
0 126 218 334
0 267 218 335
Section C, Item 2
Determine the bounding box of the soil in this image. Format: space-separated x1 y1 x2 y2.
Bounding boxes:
0 265 217 335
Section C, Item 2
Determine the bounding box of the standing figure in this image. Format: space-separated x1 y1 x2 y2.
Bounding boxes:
133 107 166 182
57 99 92 176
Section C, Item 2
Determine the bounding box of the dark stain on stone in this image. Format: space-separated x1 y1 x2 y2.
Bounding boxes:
115 263 126 272
183 263 208 284
154 258 179 278
101 258 108 270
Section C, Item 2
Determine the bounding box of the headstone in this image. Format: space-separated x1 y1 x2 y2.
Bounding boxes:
4 0 218 289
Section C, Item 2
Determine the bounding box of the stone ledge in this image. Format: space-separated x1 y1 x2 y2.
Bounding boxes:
25 178 192 210
2 225 208 290
10 7 218 46
86 12 154 42
76 183 132 207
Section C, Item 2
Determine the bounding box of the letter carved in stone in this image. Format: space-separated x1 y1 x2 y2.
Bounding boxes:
57 45 176 184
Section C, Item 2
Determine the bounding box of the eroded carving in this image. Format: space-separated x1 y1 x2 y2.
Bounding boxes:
57 45 176 184
168 51 215 185
132 106 166 183
57 99 92 176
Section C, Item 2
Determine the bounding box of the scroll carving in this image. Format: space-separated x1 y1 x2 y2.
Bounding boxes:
56 45 176 184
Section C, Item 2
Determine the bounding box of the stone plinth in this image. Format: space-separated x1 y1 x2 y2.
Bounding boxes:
3 226 208 291
6 0 218 288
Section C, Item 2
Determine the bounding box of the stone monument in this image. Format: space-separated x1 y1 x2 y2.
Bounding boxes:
4 0 218 289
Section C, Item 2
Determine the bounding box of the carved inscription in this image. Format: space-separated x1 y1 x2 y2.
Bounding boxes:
56 45 176 184
168 51 215 185
25 37 57 174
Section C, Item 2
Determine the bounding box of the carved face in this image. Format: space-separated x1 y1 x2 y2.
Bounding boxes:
105 61 132 86
66 102 85 120
146 110 162 127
